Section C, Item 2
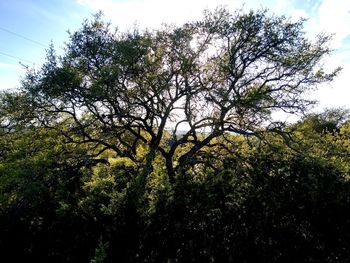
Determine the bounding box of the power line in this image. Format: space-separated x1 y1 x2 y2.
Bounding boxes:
0 26 48 48
0 51 35 64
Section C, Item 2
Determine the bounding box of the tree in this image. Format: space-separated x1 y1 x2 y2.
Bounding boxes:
0 125 102 262
5 8 339 184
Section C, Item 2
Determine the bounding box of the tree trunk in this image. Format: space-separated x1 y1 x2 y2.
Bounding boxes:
165 156 176 184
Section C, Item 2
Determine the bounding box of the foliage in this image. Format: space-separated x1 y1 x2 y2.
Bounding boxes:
140 156 350 262
91 237 109 263
13 8 339 183
0 8 349 263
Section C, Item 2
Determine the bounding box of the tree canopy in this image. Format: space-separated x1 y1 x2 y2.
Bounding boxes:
9 8 339 182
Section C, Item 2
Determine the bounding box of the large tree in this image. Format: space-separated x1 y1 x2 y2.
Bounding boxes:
6 8 339 182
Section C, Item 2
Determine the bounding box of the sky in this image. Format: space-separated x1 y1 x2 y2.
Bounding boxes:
0 0 349 113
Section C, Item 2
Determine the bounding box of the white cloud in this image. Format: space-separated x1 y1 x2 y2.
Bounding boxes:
272 0 350 49
76 0 249 30
316 0 350 49
303 0 350 110
0 77 21 91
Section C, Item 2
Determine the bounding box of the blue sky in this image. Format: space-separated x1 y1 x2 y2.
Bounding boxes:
0 0 91 89
1 0 349 112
